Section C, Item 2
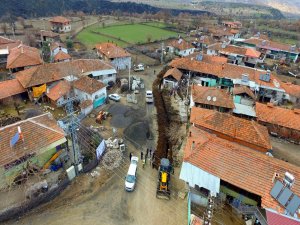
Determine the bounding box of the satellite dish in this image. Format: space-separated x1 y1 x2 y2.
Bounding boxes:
273 79 280 88
207 96 211 101
213 97 217 102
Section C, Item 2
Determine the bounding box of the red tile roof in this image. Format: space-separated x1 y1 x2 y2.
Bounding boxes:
49 16 71 24
0 79 26 100
233 86 256 99
190 107 271 151
74 76 105 95
218 45 248 55
245 48 261 58
186 53 227 64
192 85 235 109
169 39 194 51
6 44 43 69
198 35 215 45
184 126 300 213
163 68 183 81
50 42 66 52
256 102 300 131
15 59 114 88
266 209 300 225
0 37 21 51
95 42 130 59
79 99 93 109
46 80 71 101
190 215 204 225
40 30 59 38
244 38 299 53
53 50 71 62
169 58 284 90
0 113 65 167
281 82 300 98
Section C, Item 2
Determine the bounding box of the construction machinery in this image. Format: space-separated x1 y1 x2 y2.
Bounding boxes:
156 158 172 200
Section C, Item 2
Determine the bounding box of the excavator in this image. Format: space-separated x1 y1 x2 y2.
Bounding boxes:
156 158 172 200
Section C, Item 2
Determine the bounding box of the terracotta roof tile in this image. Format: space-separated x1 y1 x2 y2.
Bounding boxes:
169 58 284 90
15 59 115 88
190 107 271 151
50 42 66 52
0 36 16 45
169 39 194 51
95 42 130 59
163 68 183 81
218 45 248 55
0 113 65 167
0 37 22 51
0 79 26 100
46 80 71 101
256 102 300 131
6 44 43 69
281 82 300 98
184 126 300 213
40 30 59 38
74 76 105 95
186 53 227 64
53 50 71 62
233 86 256 99
245 48 261 58
244 38 299 53
79 99 93 109
192 85 235 109
198 35 215 45
49 16 71 24
266 209 300 225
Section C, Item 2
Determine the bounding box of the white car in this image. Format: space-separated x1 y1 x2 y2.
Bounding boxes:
145 90 154 103
125 156 138 192
108 94 121 102
133 64 145 72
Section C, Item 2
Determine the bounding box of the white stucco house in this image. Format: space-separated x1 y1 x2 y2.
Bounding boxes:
95 42 131 70
73 76 107 109
49 16 71 33
168 39 195 57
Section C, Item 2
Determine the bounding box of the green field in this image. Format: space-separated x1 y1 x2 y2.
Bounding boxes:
76 23 181 48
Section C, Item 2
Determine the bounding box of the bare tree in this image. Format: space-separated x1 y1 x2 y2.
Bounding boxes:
17 17 26 29
1 23 8 36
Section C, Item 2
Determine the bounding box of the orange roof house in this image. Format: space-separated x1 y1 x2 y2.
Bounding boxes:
49 16 71 33
233 86 256 100
180 126 300 215
46 80 71 104
53 50 71 62
281 82 300 103
256 103 300 143
186 53 227 64
163 68 183 81
0 79 26 100
190 107 271 152
0 113 66 168
6 44 43 71
95 42 131 70
73 76 105 95
95 42 130 59
169 39 194 51
0 37 21 51
191 85 235 111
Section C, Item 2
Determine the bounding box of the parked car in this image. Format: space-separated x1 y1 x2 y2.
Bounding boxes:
133 63 145 72
145 90 154 103
125 156 138 192
108 94 121 102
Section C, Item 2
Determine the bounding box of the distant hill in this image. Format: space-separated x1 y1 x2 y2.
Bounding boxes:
0 0 212 19
112 0 285 19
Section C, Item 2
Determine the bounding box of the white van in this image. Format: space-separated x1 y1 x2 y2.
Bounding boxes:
125 156 138 191
145 90 154 103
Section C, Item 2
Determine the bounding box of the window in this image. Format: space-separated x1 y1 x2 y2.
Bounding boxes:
107 74 113 77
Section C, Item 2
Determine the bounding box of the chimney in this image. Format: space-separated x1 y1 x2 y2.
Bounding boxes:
191 141 195 151
222 63 225 70
21 46 24 54
189 131 192 137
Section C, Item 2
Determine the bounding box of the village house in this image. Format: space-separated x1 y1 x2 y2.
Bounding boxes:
180 125 300 225
255 102 300 143
232 86 256 118
95 42 131 70
0 79 26 103
15 59 116 101
207 43 263 67
236 37 299 63
0 37 21 65
209 28 235 41
168 39 195 57
45 80 71 107
169 57 286 104
281 82 300 104
49 16 71 33
6 44 43 73
222 21 242 29
73 76 107 109
50 42 70 62
190 106 271 152
186 53 227 65
40 30 60 44
162 67 183 89
193 35 215 51
0 113 67 188
190 85 235 113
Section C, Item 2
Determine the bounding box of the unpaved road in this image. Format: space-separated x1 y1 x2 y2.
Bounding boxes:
4 159 187 225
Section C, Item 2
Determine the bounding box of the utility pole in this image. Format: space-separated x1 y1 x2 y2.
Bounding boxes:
128 63 131 91
65 97 81 175
161 42 164 64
